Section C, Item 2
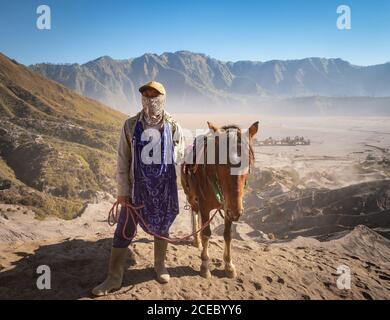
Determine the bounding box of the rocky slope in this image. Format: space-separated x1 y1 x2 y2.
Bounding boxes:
0 53 127 219
243 179 390 241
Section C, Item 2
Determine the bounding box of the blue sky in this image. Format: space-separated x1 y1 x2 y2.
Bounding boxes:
0 0 389 66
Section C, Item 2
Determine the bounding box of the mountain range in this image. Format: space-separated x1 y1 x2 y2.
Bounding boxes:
30 51 390 114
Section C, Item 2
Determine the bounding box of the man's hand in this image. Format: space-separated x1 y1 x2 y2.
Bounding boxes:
117 195 131 205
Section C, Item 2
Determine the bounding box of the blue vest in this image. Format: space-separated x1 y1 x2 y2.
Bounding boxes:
132 120 179 235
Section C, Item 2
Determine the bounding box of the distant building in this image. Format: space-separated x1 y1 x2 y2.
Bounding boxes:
254 136 310 146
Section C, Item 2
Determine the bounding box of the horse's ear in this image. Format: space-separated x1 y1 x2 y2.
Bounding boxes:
207 121 219 132
249 121 259 138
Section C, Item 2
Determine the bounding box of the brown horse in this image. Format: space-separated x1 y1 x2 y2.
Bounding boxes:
181 121 259 278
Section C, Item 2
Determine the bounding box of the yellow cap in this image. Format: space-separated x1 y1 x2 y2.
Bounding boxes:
139 81 166 95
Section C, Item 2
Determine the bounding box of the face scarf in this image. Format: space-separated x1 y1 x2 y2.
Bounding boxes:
142 94 166 126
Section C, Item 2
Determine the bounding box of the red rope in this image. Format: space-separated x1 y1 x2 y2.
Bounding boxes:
107 200 222 243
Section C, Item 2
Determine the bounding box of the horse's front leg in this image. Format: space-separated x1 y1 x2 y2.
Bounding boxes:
192 210 202 249
200 211 211 278
223 218 237 278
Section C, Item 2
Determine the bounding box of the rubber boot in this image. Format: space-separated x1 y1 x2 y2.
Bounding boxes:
92 247 127 296
154 237 170 284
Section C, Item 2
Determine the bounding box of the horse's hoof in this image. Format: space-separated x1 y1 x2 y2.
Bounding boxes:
225 267 237 279
200 267 211 279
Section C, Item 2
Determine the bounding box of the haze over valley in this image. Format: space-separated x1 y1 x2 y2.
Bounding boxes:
30 51 390 116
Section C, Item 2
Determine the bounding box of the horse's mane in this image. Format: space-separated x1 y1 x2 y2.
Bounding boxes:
220 124 240 131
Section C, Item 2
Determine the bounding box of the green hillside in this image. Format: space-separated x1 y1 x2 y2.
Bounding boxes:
0 53 127 219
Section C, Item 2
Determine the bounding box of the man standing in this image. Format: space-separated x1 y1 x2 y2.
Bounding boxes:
92 81 185 296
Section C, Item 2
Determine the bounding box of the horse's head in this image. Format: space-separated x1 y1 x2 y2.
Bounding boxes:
207 121 259 221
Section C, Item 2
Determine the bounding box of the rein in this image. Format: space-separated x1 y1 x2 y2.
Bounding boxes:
107 128 253 243
108 200 222 243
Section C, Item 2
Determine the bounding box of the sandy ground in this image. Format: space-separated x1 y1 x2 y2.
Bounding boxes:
0 214 389 300
1 116 390 300
0 197 389 300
